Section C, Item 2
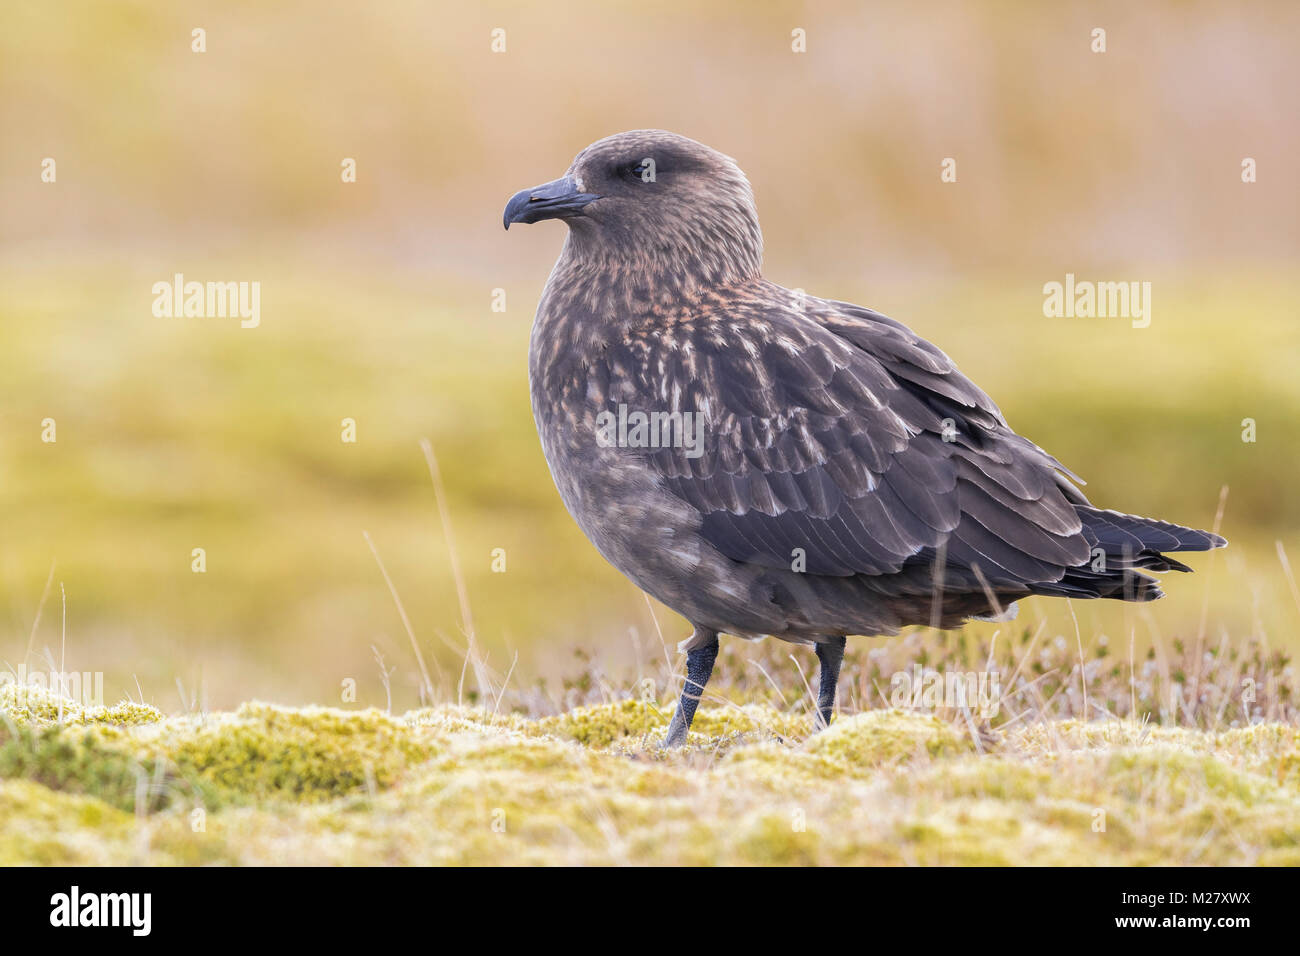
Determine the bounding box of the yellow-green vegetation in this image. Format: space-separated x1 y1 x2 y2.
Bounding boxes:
3 684 1298 865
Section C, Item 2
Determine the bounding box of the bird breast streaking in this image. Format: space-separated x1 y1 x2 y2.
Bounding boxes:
504 130 1226 746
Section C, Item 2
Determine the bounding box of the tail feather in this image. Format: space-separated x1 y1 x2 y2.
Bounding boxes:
1078 507 1225 555
1029 507 1225 603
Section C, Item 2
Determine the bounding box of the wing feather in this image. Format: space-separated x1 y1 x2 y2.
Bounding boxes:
617 293 1090 591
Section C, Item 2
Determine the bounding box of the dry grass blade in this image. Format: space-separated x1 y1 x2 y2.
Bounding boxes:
420 438 475 641
363 529 438 702
23 559 57 667
1066 598 1089 720
421 438 496 707
1276 540 1300 619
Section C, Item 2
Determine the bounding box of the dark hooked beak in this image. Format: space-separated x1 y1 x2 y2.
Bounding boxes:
503 177 601 229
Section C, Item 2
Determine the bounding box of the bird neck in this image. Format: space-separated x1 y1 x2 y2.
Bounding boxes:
549 223 763 321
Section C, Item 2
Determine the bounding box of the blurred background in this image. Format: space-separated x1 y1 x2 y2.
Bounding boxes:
1 0 1297 711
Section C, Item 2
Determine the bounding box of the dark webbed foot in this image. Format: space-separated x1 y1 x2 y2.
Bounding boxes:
814 637 847 730
663 628 719 747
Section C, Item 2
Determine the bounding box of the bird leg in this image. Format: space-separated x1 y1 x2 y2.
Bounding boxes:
814 637 847 730
663 629 719 747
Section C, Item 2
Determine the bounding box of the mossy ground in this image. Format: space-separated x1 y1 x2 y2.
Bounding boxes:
2 683 1298 865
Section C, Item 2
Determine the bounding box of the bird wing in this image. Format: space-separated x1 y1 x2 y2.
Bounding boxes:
599 292 1091 586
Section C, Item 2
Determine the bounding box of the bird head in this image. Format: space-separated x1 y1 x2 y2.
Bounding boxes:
504 130 763 284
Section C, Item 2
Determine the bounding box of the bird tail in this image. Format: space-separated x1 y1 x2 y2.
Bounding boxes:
1030 507 1226 603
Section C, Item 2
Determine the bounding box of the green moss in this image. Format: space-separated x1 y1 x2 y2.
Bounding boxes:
0 723 182 813
689 704 808 741
533 698 668 747
736 813 821 865
1277 750 1300 791
721 742 835 787
523 699 809 751
154 703 439 805
1 687 1297 864
0 779 137 865
0 681 163 727
901 757 1050 802
806 710 974 771
1102 747 1270 805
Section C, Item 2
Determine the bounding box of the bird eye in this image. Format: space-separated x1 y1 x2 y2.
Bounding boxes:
619 159 655 181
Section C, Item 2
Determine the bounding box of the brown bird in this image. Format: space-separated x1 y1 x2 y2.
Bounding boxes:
504 130 1225 746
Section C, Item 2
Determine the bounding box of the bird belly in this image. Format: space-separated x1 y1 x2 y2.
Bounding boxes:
529 405 778 634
